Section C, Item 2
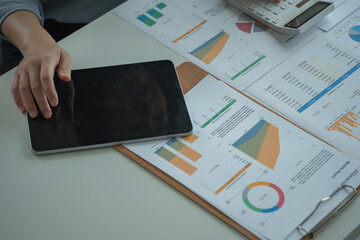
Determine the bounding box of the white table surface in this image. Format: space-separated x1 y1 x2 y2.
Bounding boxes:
0 11 359 240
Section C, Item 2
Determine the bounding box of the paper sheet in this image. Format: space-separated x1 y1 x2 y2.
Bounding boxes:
248 35 360 159
316 0 360 31
113 0 321 90
327 7 360 51
124 75 360 240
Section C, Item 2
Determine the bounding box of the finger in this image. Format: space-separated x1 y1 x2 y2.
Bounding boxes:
18 72 38 118
57 50 72 82
61 90 75 123
40 60 58 107
28 67 52 119
11 73 25 113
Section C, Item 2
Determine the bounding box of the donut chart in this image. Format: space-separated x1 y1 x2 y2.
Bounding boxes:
242 181 285 213
349 25 360 43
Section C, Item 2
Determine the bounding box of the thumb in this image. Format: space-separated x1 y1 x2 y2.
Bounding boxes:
57 50 72 82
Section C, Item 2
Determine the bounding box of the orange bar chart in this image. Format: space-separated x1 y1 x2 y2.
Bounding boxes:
155 147 197 175
172 20 207 43
166 138 202 162
182 134 199 144
215 163 252 195
327 112 360 141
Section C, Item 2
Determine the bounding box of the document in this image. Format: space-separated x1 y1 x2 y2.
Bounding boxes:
124 75 360 240
248 35 360 159
113 0 321 90
316 0 360 31
327 7 360 51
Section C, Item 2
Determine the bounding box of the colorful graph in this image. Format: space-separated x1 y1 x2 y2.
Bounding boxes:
182 134 199 144
137 2 167 27
349 25 360 43
190 31 230 64
201 99 236 128
236 14 269 34
147 8 163 19
232 119 280 170
156 2 167 9
173 20 207 44
137 14 156 27
242 182 285 213
155 147 197 175
215 163 252 195
327 112 360 141
166 138 202 162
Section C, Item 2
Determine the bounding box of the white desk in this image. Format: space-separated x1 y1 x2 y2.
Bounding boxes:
0 12 359 240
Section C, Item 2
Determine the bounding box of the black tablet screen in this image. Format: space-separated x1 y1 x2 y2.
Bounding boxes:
27 60 193 153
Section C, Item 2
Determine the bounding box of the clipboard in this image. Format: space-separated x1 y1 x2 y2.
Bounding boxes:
114 62 359 240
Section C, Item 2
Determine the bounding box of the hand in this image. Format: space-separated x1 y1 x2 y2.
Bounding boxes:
12 41 72 119
40 77 75 130
1 10 72 119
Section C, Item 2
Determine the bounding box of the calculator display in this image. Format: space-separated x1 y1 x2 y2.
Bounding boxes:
285 1 331 28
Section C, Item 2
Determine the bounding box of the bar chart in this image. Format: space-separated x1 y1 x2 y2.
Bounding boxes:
155 147 197 175
327 111 360 141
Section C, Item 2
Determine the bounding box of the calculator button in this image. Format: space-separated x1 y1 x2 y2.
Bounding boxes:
239 0 252 6
264 4 277 11
272 17 282 24
248 3 261 11
280 3 290 10
287 0 297 4
255 0 265 7
265 13 275 20
256 8 268 16
272 8 282 15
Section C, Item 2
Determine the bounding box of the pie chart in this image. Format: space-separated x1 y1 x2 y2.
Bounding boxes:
349 25 360 43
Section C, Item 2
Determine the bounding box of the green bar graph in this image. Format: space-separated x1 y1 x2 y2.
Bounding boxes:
137 14 156 27
231 55 266 80
156 2 167 9
147 8 163 19
201 99 236 128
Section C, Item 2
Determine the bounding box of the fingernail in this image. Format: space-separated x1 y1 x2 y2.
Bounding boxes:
29 110 37 118
50 99 58 106
19 106 25 113
43 110 51 119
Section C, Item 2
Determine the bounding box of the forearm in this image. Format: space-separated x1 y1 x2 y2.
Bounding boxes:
1 10 55 56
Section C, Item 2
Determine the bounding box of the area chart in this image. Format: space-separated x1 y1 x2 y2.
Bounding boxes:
232 119 280 170
190 31 230 64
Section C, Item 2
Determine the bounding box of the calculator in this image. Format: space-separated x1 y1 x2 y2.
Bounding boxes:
226 0 334 35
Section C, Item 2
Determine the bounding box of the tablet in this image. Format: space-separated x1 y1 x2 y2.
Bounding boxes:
27 60 193 155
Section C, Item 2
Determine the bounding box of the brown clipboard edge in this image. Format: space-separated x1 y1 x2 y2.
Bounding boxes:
114 62 359 240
